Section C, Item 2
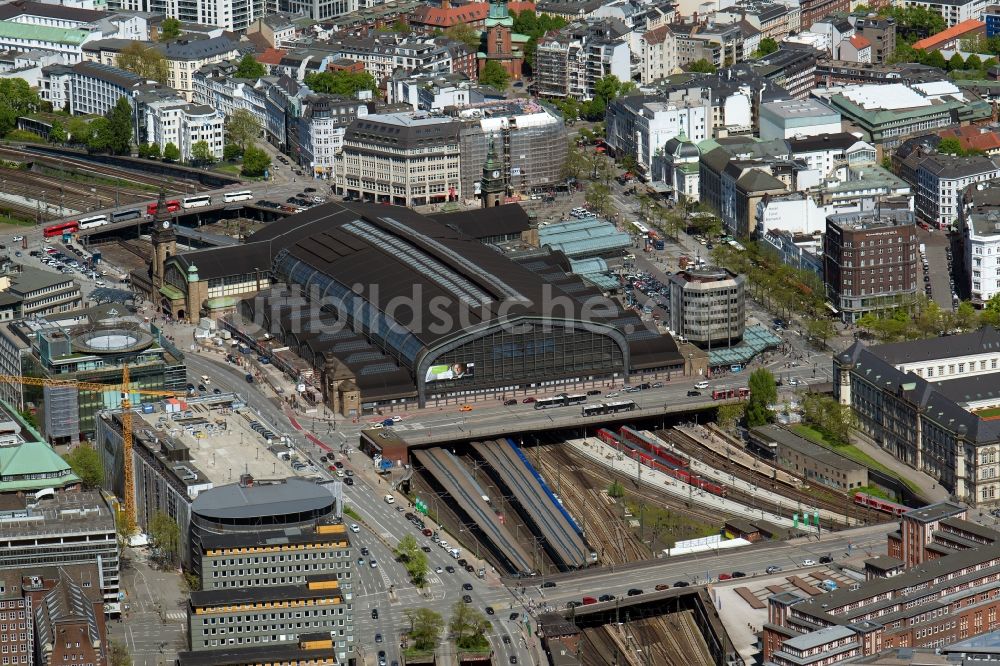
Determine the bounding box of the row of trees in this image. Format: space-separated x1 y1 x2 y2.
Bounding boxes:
402 601 491 655
710 242 836 345
854 295 1000 343
549 74 637 122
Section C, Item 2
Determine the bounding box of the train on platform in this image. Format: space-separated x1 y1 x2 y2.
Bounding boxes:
595 425 727 497
853 491 908 517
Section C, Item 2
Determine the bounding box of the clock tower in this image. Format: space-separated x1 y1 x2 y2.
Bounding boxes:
480 137 505 208
150 190 176 289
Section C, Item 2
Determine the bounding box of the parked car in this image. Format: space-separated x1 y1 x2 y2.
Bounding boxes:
504 399 517 406
626 588 643 596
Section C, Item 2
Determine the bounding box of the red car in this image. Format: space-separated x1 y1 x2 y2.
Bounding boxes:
522 397 536 403
718 573 732 581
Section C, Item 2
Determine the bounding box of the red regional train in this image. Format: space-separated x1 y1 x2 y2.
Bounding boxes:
596 427 727 497
854 491 908 516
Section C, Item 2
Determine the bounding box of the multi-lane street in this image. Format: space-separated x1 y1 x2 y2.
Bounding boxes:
184 351 536 665
514 523 891 607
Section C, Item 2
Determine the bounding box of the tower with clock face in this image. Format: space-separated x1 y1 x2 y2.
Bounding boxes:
480 137 505 208
150 189 177 289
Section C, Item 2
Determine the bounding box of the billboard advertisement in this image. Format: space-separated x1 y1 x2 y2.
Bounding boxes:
425 362 475 382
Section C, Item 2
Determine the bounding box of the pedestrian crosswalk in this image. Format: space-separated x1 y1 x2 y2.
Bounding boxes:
166 611 186 622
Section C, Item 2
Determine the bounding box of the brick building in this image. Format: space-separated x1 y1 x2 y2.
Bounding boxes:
764 503 1000 664
823 208 919 322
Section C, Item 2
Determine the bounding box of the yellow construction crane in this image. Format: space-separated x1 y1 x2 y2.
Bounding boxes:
0 365 178 532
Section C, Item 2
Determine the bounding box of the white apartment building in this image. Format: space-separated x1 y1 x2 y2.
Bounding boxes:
637 25 676 84
146 0 264 31
192 60 268 128
901 0 989 27
961 183 1000 306
42 60 144 115
606 94 710 171
295 95 369 180
916 154 1000 228
535 21 631 100
139 96 225 161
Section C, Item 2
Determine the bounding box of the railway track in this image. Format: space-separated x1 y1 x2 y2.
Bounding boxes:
535 450 646 566
0 146 192 193
660 427 860 527
539 443 739 563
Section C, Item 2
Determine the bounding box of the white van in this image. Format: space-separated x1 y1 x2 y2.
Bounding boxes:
384 494 395 505
449 548 461 559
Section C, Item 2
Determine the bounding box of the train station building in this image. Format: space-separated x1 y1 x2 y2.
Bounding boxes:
140 200 689 414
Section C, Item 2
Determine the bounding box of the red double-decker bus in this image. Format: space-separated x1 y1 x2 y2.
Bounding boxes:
146 199 181 215
43 221 79 238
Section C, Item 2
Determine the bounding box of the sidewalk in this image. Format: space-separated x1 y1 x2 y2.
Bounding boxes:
850 432 950 504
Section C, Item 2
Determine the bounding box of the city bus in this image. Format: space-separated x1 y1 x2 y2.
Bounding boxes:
223 190 253 203
147 199 181 215
581 400 637 417
77 214 109 230
111 208 141 223
43 221 79 238
182 195 212 209
534 393 588 410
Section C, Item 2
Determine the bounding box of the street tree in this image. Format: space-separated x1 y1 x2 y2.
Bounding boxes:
234 53 266 79
190 140 215 165
394 534 421 562
162 142 181 162
449 601 491 650
746 368 777 427
405 549 429 587
118 42 169 84
149 511 180 565
159 18 182 40
982 293 1000 327
108 641 131 666
226 109 261 151
804 317 836 347
63 445 103 488
403 608 443 651
716 402 746 432
561 142 590 181
241 144 271 177
956 300 978 330
146 142 161 159
585 182 613 219
479 60 510 90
